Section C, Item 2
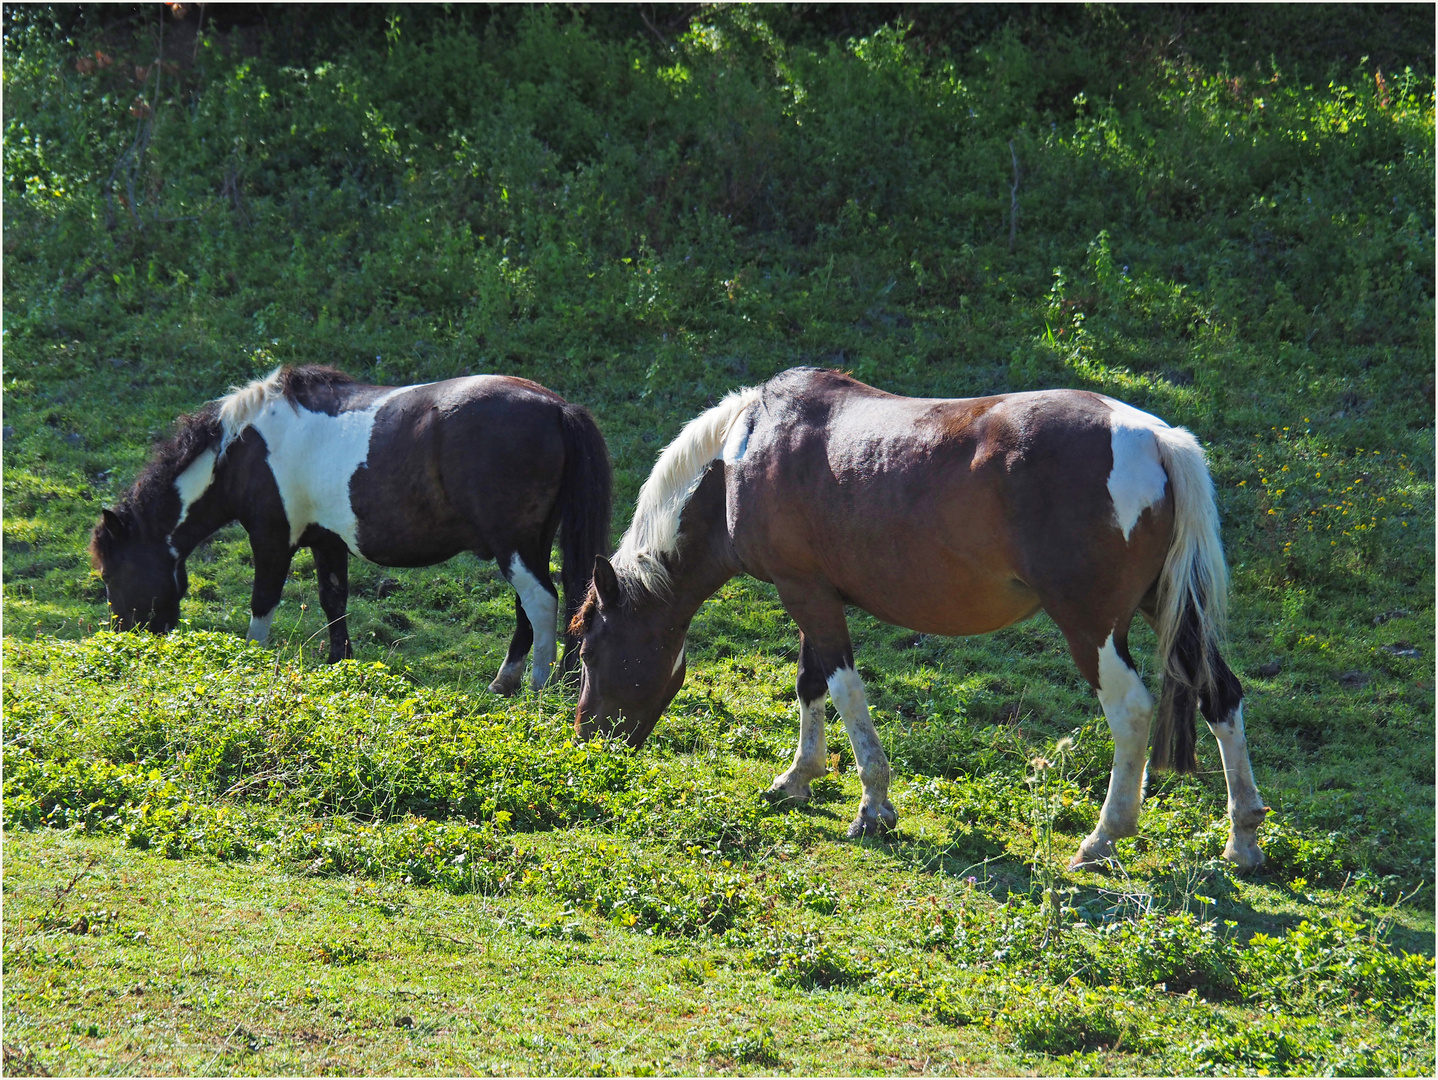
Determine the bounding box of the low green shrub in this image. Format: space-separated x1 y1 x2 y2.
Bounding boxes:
1240 916 1436 1020
532 840 749 937
277 815 531 895
1001 986 1148 1055
750 928 874 990
1185 1014 1410 1077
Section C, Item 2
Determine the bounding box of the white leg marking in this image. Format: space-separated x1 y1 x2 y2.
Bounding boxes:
508 554 558 690
1074 635 1154 867
246 604 279 644
769 694 828 801
827 666 896 835
488 658 526 696
1103 399 1170 540
1208 703 1267 867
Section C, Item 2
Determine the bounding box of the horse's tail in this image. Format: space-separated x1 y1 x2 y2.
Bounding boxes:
1149 424 1229 774
557 401 613 656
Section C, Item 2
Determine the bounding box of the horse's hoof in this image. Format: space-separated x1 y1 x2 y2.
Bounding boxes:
1069 834 1116 870
762 781 812 806
1222 835 1265 870
488 678 520 697
847 809 896 839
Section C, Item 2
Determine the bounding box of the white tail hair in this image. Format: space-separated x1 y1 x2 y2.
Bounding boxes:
216 367 287 454
1152 424 1229 690
612 386 761 596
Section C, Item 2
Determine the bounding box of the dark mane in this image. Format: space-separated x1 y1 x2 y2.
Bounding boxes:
90 405 223 564
279 365 356 403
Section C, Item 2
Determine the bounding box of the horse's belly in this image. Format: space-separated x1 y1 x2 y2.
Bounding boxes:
352 510 475 566
842 563 1042 637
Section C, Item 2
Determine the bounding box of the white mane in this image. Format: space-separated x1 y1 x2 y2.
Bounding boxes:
216 367 287 454
612 386 761 596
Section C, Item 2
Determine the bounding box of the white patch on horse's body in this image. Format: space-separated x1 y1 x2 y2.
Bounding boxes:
769 693 829 801
1101 397 1170 541
507 553 558 690
825 666 896 832
173 449 218 531
671 644 687 678
247 387 408 550
612 387 761 596
1077 634 1155 864
217 368 286 454
1206 702 1267 865
247 603 279 644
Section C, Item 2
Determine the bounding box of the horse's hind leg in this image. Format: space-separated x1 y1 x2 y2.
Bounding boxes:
765 635 831 804
1063 627 1154 869
774 581 895 837
488 593 533 697
500 550 559 691
1199 649 1267 868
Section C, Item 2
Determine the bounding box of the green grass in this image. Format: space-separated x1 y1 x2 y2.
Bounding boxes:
3 5 1434 1074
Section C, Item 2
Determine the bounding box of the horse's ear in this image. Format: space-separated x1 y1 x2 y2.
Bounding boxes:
592 555 620 609
101 508 126 538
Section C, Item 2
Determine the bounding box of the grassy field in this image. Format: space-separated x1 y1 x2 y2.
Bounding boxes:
4 5 1434 1075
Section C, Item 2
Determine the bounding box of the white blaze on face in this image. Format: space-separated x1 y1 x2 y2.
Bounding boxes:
250 387 409 550
1103 398 1170 540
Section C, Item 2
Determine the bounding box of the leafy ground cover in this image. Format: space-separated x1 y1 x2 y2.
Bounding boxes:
4 4 1434 1075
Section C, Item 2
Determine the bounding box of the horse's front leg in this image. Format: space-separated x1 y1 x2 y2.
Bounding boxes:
765 635 830 804
246 539 294 646
311 532 353 663
775 582 896 838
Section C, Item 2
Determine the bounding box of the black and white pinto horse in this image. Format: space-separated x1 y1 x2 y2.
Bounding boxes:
571 367 1266 869
92 366 611 693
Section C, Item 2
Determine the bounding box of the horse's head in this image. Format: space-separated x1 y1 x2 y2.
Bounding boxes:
89 507 185 633
570 556 687 747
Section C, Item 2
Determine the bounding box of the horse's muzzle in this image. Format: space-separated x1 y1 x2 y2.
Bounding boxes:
574 700 655 749
111 609 176 635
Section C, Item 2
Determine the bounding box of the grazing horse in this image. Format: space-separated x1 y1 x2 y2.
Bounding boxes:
91 366 611 693
570 367 1266 869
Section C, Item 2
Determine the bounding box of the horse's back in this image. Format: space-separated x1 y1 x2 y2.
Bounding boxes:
730 370 1175 635
348 376 570 564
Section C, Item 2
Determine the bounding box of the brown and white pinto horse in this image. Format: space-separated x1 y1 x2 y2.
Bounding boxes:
572 367 1266 869
91 366 611 693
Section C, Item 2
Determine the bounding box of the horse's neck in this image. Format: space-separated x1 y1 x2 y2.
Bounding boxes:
664 465 741 620
165 447 240 556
